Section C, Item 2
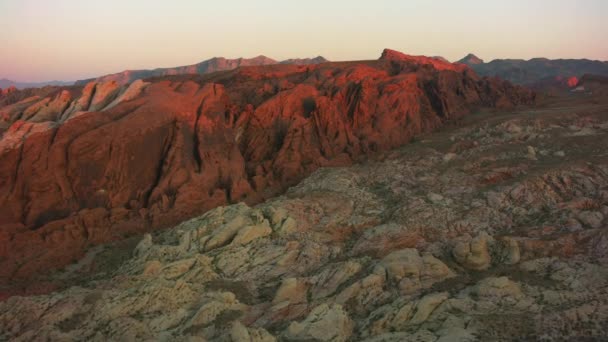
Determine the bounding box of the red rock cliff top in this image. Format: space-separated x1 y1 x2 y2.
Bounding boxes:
380 48 468 72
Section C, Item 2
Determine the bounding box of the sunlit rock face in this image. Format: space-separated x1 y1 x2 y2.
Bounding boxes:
0 49 535 284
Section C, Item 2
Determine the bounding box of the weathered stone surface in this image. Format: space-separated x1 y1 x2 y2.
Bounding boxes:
452 233 492 271
469 277 522 299
310 261 362 300
188 291 244 327
273 277 308 305
228 321 276 342
284 304 354 341
578 210 604 228
362 292 449 336
374 249 454 294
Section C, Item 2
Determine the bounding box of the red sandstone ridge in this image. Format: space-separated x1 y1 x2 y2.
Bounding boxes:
0 86 17 97
0 49 535 284
380 49 467 72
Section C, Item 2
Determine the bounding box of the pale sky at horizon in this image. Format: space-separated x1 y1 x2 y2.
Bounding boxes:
1 0 607 82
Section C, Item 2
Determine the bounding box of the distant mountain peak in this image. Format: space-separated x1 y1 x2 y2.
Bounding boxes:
0 78 73 90
379 48 409 60
379 48 466 72
75 55 332 86
250 55 277 62
279 56 328 65
458 53 484 65
464 56 608 85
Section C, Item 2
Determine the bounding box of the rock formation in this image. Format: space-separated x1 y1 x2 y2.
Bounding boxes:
0 49 534 286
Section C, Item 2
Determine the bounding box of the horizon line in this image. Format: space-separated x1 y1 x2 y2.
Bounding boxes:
3 49 608 84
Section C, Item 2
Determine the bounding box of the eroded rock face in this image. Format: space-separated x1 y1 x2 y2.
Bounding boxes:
452 233 492 271
0 49 536 283
284 304 354 342
1 94 608 340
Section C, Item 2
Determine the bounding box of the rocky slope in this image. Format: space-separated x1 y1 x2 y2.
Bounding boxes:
1 91 606 341
0 49 534 287
458 54 608 85
75 55 329 86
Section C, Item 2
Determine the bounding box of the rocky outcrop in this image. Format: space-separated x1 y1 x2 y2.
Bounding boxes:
452 233 492 270
0 49 535 284
284 304 354 341
374 249 454 294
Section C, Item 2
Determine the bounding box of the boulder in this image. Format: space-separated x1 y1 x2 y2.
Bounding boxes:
452 233 492 271
374 249 454 294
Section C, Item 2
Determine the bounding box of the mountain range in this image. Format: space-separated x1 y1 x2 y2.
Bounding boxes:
457 53 608 85
0 78 73 90
5 53 608 90
74 55 329 86
1 56 329 90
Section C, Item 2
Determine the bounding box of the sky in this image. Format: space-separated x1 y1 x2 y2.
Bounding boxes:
1 0 607 82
